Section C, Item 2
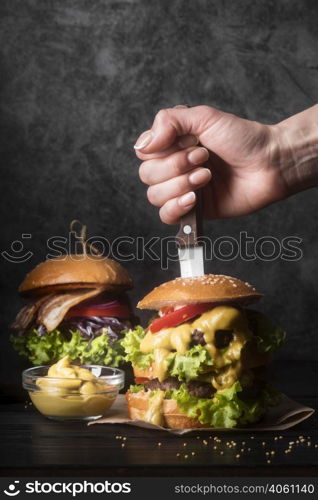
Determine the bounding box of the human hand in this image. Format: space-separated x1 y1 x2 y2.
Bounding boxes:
134 105 318 224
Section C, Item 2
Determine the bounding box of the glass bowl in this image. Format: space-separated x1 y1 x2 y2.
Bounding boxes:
23 364 124 421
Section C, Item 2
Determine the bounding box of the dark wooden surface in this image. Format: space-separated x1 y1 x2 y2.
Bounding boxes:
0 397 317 477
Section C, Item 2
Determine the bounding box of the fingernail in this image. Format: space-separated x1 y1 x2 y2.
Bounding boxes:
174 104 189 109
189 168 211 186
178 191 196 207
134 130 153 150
188 147 209 165
178 135 199 149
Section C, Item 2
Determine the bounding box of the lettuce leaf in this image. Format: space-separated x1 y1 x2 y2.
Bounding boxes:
166 345 213 381
246 310 286 353
10 328 125 367
167 382 280 428
129 384 144 393
120 326 154 369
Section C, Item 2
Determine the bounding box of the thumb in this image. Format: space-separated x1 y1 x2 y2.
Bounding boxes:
134 105 224 153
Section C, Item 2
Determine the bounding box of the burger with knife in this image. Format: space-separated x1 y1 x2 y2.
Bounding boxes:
121 201 285 429
11 254 134 367
122 274 286 429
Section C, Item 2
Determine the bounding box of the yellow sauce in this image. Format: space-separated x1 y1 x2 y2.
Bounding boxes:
140 306 252 388
144 390 165 426
30 356 117 419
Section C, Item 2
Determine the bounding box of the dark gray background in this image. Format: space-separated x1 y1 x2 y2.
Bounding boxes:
1 0 318 386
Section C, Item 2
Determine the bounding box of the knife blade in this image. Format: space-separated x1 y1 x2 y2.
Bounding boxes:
176 190 204 278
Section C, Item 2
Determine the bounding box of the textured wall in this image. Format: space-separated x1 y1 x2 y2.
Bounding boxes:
1 0 318 384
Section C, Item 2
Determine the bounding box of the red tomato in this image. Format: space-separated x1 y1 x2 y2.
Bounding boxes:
135 377 150 384
149 303 214 333
65 300 131 319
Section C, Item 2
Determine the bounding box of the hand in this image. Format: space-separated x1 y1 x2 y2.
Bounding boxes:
134 105 318 224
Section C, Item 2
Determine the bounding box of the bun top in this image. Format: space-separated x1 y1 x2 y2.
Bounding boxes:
19 254 133 296
138 274 262 310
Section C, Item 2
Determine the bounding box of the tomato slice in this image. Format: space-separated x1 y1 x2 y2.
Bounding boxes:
65 301 131 319
149 303 214 333
135 377 150 384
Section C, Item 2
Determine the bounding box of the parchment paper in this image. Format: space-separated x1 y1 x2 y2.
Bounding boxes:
89 394 315 434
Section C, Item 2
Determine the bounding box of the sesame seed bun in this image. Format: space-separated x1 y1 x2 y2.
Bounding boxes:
137 274 262 310
126 391 209 429
19 254 133 296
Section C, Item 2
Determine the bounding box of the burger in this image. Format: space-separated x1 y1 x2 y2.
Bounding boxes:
122 275 286 429
11 254 134 367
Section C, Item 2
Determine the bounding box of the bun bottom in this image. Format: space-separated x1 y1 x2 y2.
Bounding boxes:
126 391 209 429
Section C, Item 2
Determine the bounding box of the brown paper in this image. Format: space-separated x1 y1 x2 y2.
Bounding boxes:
89 394 315 434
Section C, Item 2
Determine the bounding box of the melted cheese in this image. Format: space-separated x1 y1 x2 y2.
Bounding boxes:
144 390 165 426
140 306 252 386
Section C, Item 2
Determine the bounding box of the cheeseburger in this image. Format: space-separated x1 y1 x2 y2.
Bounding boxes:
11 254 133 367
122 275 286 429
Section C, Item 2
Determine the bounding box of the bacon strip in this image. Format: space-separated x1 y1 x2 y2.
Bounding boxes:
11 295 52 332
36 289 102 331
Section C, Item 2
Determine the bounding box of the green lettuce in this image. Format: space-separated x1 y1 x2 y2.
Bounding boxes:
129 384 145 393
120 326 154 369
246 310 286 353
10 328 124 367
166 345 213 381
167 382 280 428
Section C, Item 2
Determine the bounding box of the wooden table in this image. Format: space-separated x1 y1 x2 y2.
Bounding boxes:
0 397 317 477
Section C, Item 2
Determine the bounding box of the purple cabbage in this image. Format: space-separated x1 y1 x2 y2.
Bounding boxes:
34 317 130 345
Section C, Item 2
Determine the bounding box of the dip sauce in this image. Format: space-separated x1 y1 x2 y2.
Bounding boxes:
30 356 117 419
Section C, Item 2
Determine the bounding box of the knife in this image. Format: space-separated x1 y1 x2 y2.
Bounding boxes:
176 189 205 278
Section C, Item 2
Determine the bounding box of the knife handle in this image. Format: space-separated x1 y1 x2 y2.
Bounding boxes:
176 189 203 247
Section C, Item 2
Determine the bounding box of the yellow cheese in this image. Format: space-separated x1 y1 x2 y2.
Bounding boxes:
140 306 252 385
144 390 165 426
